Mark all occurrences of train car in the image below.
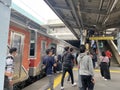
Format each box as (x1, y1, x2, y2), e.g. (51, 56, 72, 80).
(9, 10, 32, 88)
(7, 9, 78, 89)
(28, 27, 58, 77)
(28, 27, 77, 77)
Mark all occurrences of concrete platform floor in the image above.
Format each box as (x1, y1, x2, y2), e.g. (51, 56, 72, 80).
(23, 67, 120, 90)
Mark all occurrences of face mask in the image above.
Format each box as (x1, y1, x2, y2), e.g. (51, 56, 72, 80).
(14, 52, 18, 57)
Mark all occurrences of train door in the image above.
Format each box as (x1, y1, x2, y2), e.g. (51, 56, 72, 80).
(41, 40, 47, 59)
(40, 40, 47, 70)
(10, 32, 24, 79)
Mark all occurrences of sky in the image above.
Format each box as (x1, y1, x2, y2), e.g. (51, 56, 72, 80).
(12, 0, 59, 24)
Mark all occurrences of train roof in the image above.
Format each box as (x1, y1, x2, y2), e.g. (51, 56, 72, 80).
(10, 9, 78, 49)
(10, 9, 46, 33)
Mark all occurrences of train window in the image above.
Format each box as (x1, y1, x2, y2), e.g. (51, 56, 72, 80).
(41, 41, 46, 53)
(12, 35, 21, 53)
(10, 32, 24, 54)
(30, 31, 37, 57)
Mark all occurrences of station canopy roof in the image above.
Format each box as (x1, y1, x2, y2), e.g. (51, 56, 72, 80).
(44, 0, 120, 39)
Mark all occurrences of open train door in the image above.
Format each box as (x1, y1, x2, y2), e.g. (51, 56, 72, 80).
(10, 32, 24, 82)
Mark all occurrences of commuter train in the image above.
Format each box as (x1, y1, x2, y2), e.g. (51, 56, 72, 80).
(7, 9, 78, 88)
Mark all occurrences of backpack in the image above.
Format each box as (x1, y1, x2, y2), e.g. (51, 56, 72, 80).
(62, 53, 72, 69)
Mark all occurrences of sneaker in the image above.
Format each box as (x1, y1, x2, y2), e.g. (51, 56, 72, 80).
(56, 71, 60, 73)
(104, 79, 108, 81)
(72, 82, 77, 87)
(61, 86, 64, 89)
(102, 77, 104, 79)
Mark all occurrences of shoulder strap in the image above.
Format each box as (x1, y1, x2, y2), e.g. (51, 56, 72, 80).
(101, 57, 105, 62)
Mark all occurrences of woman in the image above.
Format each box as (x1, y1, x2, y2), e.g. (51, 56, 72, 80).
(99, 51, 111, 80)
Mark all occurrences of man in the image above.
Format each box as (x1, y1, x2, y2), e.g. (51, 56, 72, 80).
(61, 46, 76, 90)
(105, 50, 112, 67)
(4, 47, 17, 90)
(77, 45, 94, 90)
(67, 48, 75, 82)
(42, 49, 56, 90)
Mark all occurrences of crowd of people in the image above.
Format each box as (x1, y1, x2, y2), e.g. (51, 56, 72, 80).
(4, 41, 112, 90)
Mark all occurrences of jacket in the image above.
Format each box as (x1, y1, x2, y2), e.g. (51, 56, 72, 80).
(77, 52, 94, 76)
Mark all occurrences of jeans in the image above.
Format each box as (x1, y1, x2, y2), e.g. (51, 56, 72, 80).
(42, 75, 54, 90)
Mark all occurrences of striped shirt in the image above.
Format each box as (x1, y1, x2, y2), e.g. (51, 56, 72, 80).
(5, 54, 14, 81)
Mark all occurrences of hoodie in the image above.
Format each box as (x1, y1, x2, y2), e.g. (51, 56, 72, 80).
(77, 52, 94, 76)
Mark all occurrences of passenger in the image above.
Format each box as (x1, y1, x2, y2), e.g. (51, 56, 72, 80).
(51, 47, 57, 73)
(92, 41, 97, 52)
(61, 46, 77, 90)
(4, 47, 17, 90)
(99, 51, 111, 80)
(56, 54, 62, 73)
(42, 49, 56, 90)
(85, 43, 89, 51)
(67, 48, 76, 82)
(92, 51, 97, 68)
(105, 49, 112, 67)
(75, 52, 79, 65)
(91, 40, 94, 48)
(53, 54, 57, 73)
(77, 45, 95, 90)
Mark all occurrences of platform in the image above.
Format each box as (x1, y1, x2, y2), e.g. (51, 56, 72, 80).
(23, 67, 120, 90)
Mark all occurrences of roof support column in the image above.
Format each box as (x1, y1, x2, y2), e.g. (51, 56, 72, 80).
(0, 0, 11, 89)
(117, 29, 120, 54)
(80, 29, 85, 45)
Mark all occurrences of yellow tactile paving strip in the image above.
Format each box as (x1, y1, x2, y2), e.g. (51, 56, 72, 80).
(51, 68, 120, 90)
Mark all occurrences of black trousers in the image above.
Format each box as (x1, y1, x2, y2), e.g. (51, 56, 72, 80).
(100, 62, 111, 79)
(61, 68, 74, 86)
(4, 76, 9, 88)
(108, 58, 111, 67)
(81, 75, 94, 90)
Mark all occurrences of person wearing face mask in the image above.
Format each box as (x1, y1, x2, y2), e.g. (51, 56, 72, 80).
(4, 47, 17, 90)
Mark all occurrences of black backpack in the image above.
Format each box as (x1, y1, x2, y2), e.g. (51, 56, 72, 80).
(62, 52, 72, 69)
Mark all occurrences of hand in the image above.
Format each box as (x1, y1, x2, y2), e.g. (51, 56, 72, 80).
(91, 77, 95, 84)
(5, 72, 12, 77)
(9, 80, 13, 86)
(54, 63, 57, 67)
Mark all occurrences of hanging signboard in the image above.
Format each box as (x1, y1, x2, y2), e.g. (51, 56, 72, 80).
(89, 36, 114, 40)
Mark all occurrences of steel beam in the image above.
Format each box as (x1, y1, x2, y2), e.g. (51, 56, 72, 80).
(96, 0, 104, 23)
(64, 16, 75, 22)
(80, 8, 107, 15)
(111, 7, 120, 14)
(68, 0, 82, 31)
(103, 0, 118, 24)
(117, 30, 120, 53)
(0, 0, 11, 89)
(53, 5, 72, 11)
(105, 21, 120, 29)
(44, 0, 79, 39)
